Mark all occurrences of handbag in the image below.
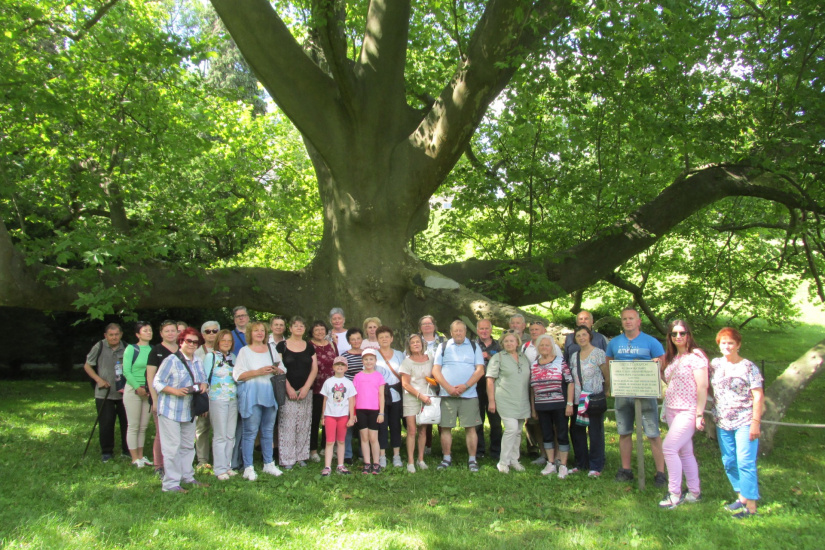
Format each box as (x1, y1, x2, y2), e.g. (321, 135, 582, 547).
(416, 387, 441, 425)
(575, 352, 607, 415)
(175, 351, 209, 421)
(268, 344, 287, 406)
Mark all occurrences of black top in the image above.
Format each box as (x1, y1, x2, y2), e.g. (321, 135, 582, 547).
(276, 340, 316, 389)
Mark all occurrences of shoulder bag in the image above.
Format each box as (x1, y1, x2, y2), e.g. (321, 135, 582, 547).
(268, 344, 287, 407)
(175, 351, 209, 420)
(575, 352, 607, 415)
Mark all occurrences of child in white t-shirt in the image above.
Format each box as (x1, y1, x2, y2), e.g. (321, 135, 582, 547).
(320, 356, 357, 475)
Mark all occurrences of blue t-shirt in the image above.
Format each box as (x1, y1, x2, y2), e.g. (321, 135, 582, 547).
(434, 339, 484, 398)
(231, 328, 247, 355)
(606, 332, 664, 361)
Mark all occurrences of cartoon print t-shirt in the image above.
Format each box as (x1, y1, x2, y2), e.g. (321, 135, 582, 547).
(320, 376, 357, 417)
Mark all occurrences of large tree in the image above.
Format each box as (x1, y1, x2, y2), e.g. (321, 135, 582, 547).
(1, 0, 824, 333)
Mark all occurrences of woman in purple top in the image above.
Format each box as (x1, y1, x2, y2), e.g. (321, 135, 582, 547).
(710, 327, 764, 519)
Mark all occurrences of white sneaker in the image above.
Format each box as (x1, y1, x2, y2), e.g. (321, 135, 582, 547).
(216, 473, 230, 481)
(497, 463, 510, 474)
(379, 456, 387, 468)
(392, 455, 403, 468)
(406, 463, 416, 473)
(139, 457, 153, 467)
(558, 465, 569, 479)
(417, 461, 428, 470)
(532, 456, 547, 465)
(541, 463, 557, 476)
(132, 459, 145, 469)
(263, 462, 283, 477)
(243, 466, 257, 481)
(659, 493, 683, 509)
(510, 462, 525, 472)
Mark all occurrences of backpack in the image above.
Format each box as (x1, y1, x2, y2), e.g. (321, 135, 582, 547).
(438, 338, 478, 360)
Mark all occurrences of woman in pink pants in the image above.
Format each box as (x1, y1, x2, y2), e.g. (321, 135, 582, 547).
(659, 320, 708, 509)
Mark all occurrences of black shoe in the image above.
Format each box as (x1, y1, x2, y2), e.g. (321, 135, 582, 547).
(155, 468, 165, 478)
(615, 468, 634, 482)
(654, 471, 667, 487)
(477, 451, 486, 459)
(101, 453, 114, 463)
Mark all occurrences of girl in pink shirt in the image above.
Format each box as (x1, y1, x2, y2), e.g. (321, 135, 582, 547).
(353, 348, 385, 474)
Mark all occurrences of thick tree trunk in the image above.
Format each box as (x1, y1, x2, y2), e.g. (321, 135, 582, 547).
(760, 338, 825, 455)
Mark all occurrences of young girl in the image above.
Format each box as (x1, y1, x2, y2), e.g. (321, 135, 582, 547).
(320, 356, 357, 475)
(353, 348, 385, 474)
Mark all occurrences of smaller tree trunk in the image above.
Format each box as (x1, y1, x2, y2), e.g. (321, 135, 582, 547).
(760, 339, 825, 455)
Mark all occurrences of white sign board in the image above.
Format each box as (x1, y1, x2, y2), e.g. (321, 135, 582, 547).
(609, 361, 661, 398)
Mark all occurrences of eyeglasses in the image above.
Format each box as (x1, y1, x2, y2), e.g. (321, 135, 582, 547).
(183, 339, 200, 345)
(670, 331, 687, 338)
(203, 329, 219, 334)
(234, 314, 249, 319)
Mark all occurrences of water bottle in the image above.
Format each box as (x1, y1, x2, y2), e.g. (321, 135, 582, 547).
(115, 360, 124, 393)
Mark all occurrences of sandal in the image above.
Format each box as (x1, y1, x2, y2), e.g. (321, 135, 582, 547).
(362, 464, 371, 475)
(320, 467, 331, 477)
(336, 465, 351, 475)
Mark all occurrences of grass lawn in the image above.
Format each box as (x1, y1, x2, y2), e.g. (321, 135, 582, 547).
(1, 327, 823, 549)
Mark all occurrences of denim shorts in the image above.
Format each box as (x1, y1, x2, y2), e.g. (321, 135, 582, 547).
(614, 397, 660, 437)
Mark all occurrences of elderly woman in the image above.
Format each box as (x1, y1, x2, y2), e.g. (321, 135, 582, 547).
(122, 321, 153, 467)
(659, 320, 708, 509)
(328, 308, 350, 354)
(399, 334, 434, 472)
(569, 325, 610, 477)
(194, 320, 220, 470)
(487, 331, 531, 473)
(418, 315, 445, 454)
(531, 334, 574, 478)
(153, 328, 208, 493)
(276, 316, 318, 469)
(310, 320, 338, 463)
(234, 321, 283, 481)
(362, 317, 381, 350)
(375, 325, 405, 468)
(204, 329, 237, 480)
(710, 327, 764, 519)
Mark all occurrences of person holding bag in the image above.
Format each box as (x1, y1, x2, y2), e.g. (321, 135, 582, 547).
(234, 321, 283, 481)
(204, 330, 238, 480)
(486, 331, 531, 474)
(569, 325, 610, 478)
(399, 334, 434, 473)
(153, 328, 208, 493)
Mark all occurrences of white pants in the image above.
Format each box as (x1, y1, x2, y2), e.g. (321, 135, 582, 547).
(123, 384, 151, 450)
(158, 415, 196, 491)
(210, 399, 238, 476)
(499, 417, 525, 467)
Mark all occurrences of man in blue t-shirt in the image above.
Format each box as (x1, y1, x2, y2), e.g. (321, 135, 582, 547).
(432, 320, 485, 472)
(606, 308, 667, 486)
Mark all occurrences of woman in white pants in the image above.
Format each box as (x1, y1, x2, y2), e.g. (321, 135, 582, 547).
(486, 331, 531, 473)
(122, 321, 153, 467)
(204, 330, 238, 480)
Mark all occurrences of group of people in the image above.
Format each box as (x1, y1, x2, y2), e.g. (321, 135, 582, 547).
(83, 306, 763, 517)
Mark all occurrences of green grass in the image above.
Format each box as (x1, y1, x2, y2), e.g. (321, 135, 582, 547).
(1, 329, 824, 550)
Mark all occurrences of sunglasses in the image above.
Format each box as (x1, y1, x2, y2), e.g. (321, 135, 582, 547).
(203, 329, 219, 334)
(670, 331, 688, 338)
(183, 339, 200, 345)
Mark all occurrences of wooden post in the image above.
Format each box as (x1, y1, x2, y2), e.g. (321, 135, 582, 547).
(635, 398, 645, 491)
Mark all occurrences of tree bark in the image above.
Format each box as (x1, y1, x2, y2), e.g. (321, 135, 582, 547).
(760, 338, 825, 455)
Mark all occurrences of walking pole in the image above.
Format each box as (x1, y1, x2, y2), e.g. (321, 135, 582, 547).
(82, 385, 112, 460)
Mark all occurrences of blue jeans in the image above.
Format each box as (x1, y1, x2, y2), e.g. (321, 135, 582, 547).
(717, 424, 760, 500)
(242, 404, 276, 468)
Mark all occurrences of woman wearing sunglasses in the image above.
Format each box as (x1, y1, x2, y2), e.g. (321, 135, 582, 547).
(658, 320, 708, 509)
(193, 320, 221, 471)
(153, 328, 209, 493)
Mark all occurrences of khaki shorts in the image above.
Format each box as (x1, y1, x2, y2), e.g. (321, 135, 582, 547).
(440, 397, 481, 428)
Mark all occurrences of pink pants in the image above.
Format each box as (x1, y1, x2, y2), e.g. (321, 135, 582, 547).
(324, 416, 349, 443)
(663, 408, 700, 496)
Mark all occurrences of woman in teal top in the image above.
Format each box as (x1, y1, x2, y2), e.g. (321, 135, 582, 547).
(123, 321, 154, 467)
(204, 329, 239, 480)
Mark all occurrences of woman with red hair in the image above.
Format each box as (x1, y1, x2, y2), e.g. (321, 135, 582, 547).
(710, 327, 764, 519)
(153, 328, 208, 493)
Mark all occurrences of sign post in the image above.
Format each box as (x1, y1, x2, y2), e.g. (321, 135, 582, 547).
(610, 360, 661, 492)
